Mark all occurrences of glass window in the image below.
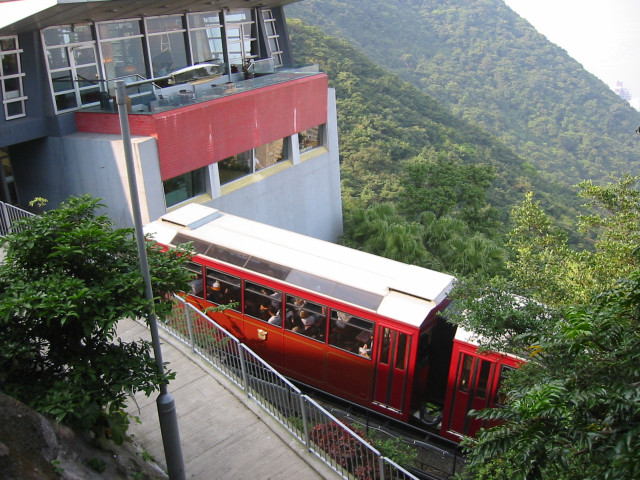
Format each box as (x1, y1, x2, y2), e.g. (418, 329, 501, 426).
(42, 26, 100, 114)
(100, 37, 146, 82)
(0, 36, 26, 120)
(395, 332, 409, 370)
(163, 167, 208, 207)
(299, 125, 323, 154)
(244, 281, 282, 326)
(219, 139, 288, 186)
(186, 261, 204, 298)
(254, 138, 286, 171)
(329, 310, 374, 358)
(97, 20, 145, 91)
(218, 151, 252, 185)
(475, 360, 492, 398)
(97, 20, 142, 39)
(262, 9, 282, 67)
(42, 25, 93, 46)
(284, 295, 326, 342)
(145, 16, 188, 78)
(204, 267, 241, 311)
(494, 365, 515, 406)
(188, 12, 224, 65)
(458, 354, 473, 392)
(224, 9, 256, 71)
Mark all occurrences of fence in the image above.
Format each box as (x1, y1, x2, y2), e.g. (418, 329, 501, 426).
(0, 201, 33, 237)
(162, 295, 421, 480)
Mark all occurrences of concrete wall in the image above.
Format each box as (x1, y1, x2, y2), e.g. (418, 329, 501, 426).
(13, 133, 164, 228)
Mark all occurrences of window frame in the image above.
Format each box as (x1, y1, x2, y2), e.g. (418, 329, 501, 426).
(0, 36, 27, 120)
(328, 309, 375, 359)
(218, 137, 288, 186)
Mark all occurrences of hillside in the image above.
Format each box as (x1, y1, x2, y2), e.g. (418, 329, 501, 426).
(286, 0, 640, 188)
(287, 20, 585, 242)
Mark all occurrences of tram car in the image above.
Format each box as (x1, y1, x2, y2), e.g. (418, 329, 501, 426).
(145, 204, 521, 441)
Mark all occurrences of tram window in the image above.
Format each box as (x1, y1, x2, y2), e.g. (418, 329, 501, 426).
(245, 256, 291, 281)
(475, 360, 492, 398)
(208, 245, 250, 268)
(458, 354, 473, 392)
(395, 333, 409, 370)
(379, 327, 391, 365)
(186, 262, 204, 298)
(244, 280, 283, 326)
(284, 295, 326, 342)
(416, 330, 433, 366)
(204, 267, 241, 312)
(494, 365, 515, 407)
(328, 309, 374, 359)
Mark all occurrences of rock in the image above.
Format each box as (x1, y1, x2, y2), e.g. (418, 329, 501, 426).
(0, 392, 167, 479)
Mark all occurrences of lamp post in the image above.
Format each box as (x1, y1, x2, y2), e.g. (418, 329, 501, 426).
(115, 80, 186, 480)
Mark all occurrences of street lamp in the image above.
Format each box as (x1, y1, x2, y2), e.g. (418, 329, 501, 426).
(115, 80, 186, 480)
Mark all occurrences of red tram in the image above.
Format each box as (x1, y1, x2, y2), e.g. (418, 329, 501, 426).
(144, 204, 521, 441)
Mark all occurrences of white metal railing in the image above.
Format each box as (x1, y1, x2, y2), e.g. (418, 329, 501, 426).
(0, 201, 33, 237)
(160, 295, 421, 480)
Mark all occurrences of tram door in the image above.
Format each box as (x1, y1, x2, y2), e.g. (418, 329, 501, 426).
(447, 354, 494, 437)
(373, 327, 411, 413)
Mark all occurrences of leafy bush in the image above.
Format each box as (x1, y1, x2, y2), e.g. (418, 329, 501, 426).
(0, 195, 193, 441)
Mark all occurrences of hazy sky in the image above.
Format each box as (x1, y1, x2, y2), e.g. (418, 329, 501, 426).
(504, 0, 640, 102)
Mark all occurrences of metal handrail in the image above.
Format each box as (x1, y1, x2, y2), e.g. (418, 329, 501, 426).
(0, 200, 34, 237)
(159, 295, 423, 480)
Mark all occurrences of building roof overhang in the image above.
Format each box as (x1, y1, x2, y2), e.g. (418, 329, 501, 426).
(0, 0, 301, 35)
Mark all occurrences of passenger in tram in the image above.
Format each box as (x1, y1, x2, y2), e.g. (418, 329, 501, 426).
(359, 342, 372, 359)
(262, 289, 282, 310)
(189, 275, 204, 297)
(267, 307, 282, 326)
(300, 310, 316, 331)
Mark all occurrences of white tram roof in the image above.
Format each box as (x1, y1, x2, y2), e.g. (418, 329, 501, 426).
(145, 204, 456, 328)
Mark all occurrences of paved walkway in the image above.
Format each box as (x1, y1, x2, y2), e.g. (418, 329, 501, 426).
(119, 318, 338, 480)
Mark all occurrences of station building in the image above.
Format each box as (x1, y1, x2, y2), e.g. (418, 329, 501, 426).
(0, 0, 342, 241)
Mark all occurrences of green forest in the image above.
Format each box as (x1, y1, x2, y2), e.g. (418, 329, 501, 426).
(287, 0, 640, 187)
(286, 2, 640, 478)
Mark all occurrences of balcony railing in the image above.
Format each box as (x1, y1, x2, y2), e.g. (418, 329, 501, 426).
(82, 66, 321, 116)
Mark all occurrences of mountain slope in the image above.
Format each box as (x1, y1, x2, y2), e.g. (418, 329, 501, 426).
(286, 0, 640, 187)
(287, 20, 584, 236)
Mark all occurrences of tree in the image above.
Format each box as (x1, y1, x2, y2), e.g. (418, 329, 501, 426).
(340, 203, 506, 278)
(458, 260, 640, 480)
(400, 146, 500, 237)
(452, 176, 640, 478)
(0, 196, 193, 442)
(507, 175, 640, 307)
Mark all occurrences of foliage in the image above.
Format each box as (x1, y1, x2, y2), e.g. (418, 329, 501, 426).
(507, 175, 640, 307)
(341, 202, 506, 279)
(287, 0, 640, 193)
(401, 145, 500, 236)
(0, 195, 193, 441)
(287, 18, 545, 228)
(368, 431, 418, 467)
(449, 177, 640, 478)
(459, 263, 640, 479)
